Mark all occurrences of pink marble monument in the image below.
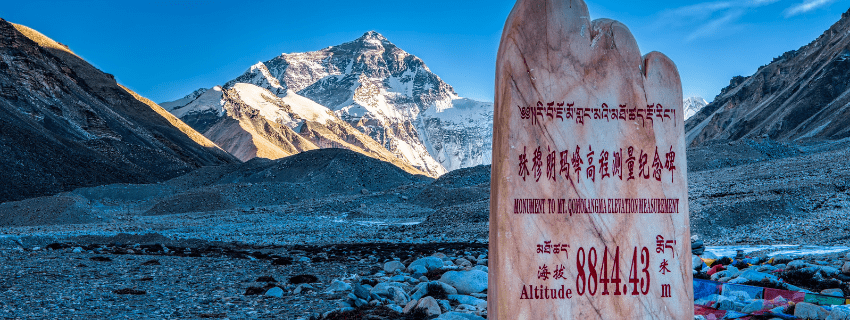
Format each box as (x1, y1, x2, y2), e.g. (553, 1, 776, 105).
(489, 0, 694, 318)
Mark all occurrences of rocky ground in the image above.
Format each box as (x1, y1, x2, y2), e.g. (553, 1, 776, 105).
(688, 138, 850, 246)
(0, 235, 488, 319)
(0, 149, 492, 319)
(4, 144, 850, 319)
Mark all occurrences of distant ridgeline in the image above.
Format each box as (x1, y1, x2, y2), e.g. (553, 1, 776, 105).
(685, 8, 850, 147)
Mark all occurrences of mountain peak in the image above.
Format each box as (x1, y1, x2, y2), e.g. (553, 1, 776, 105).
(358, 30, 387, 42)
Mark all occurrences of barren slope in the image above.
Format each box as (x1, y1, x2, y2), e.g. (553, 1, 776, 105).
(0, 19, 236, 202)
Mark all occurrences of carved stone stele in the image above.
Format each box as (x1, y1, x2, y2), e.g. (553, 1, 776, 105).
(489, 0, 693, 319)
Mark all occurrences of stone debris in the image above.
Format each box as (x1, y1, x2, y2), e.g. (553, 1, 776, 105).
(693, 244, 850, 319)
(0, 237, 488, 319)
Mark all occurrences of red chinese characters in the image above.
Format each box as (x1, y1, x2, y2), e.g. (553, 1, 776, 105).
(517, 144, 678, 184)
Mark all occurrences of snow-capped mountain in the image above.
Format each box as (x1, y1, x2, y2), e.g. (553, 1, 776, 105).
(683, 96, 707, 120)
(164, 82, 428, 175)
(163, 31, 493, 176)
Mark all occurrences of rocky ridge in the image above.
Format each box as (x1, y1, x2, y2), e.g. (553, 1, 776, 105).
(686, 8, 850, 147)
(0, 19, 236, 203)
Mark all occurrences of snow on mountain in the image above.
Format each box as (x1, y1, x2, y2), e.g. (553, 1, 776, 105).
(161, 87, 208, 112)
(162, 80, 427, 175)
(683, 96, 707, 120)
(168, 86, 224, 118)
(211, 31, 493, 175)
(164, 31, 493, 176)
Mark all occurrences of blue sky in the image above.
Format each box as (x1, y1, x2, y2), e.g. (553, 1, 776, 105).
(3, 0, 848, 103)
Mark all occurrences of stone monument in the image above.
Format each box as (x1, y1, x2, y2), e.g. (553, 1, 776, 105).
(490, 0, 693, 318)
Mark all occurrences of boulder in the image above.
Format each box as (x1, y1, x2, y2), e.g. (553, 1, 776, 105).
(384, 260, 406, 273)
(408, 257, 444, 272)
(388, 286, 410, 306)
(294, 284, 314, 294)
(787, 260, 809, 270)
(691, 239, 705, 256)
(455, 258, 472, 268)
(820, 266, 840, 277)
(264, 287, 283, 298)
(795, 302, 829, 320)
(325, 280, 351, 293)
(827, 305, 850, 320)
(370, 282, 407, 298)
(822, 288, 844, 297)
(352, 283, 370, 300)
(387, 304, 404, 313)
(409, 265, 428, 276)
(439, 270, 488, 294)
(842, 261, 850, 275)
(410, 296, 441, 316)
(447, 294, 487, 309)
(410, 281, 458, 301)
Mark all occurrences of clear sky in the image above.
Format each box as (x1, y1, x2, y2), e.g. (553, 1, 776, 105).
(3, 0, 848, 104)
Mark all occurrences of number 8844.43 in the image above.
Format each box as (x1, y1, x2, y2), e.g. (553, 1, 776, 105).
(575, 246, 651, 296)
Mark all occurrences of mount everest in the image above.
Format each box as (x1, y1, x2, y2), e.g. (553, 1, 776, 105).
(162, 31, 493, 176)
(683, 96, 707, 120)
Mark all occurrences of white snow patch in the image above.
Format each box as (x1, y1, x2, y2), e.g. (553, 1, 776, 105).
(231, 83, 335, 125)
(169, 86, 224, 118)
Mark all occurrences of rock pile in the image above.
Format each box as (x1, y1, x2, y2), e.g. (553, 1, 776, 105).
(693, 248, 850, 319)
(306, 251, 490, 320)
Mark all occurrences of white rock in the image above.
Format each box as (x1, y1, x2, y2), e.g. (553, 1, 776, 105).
(821, 288, 844, 297)
(842, 261, 850, 275)
(447, 294, 487, 309)
(265, 287, 284, 297)
(827, 305, 850, 320)
(388, 286, 410, 306)
(384, 260, 406, 273)
(406, 296, 441, 316)
(370, 282, 408, 298)
(439, 270, 488, 294)
(325, 280, 351, 293)
(409, 265, 428, 275)
(408, 257, 444, 272)
(795, 302, 829, 320)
